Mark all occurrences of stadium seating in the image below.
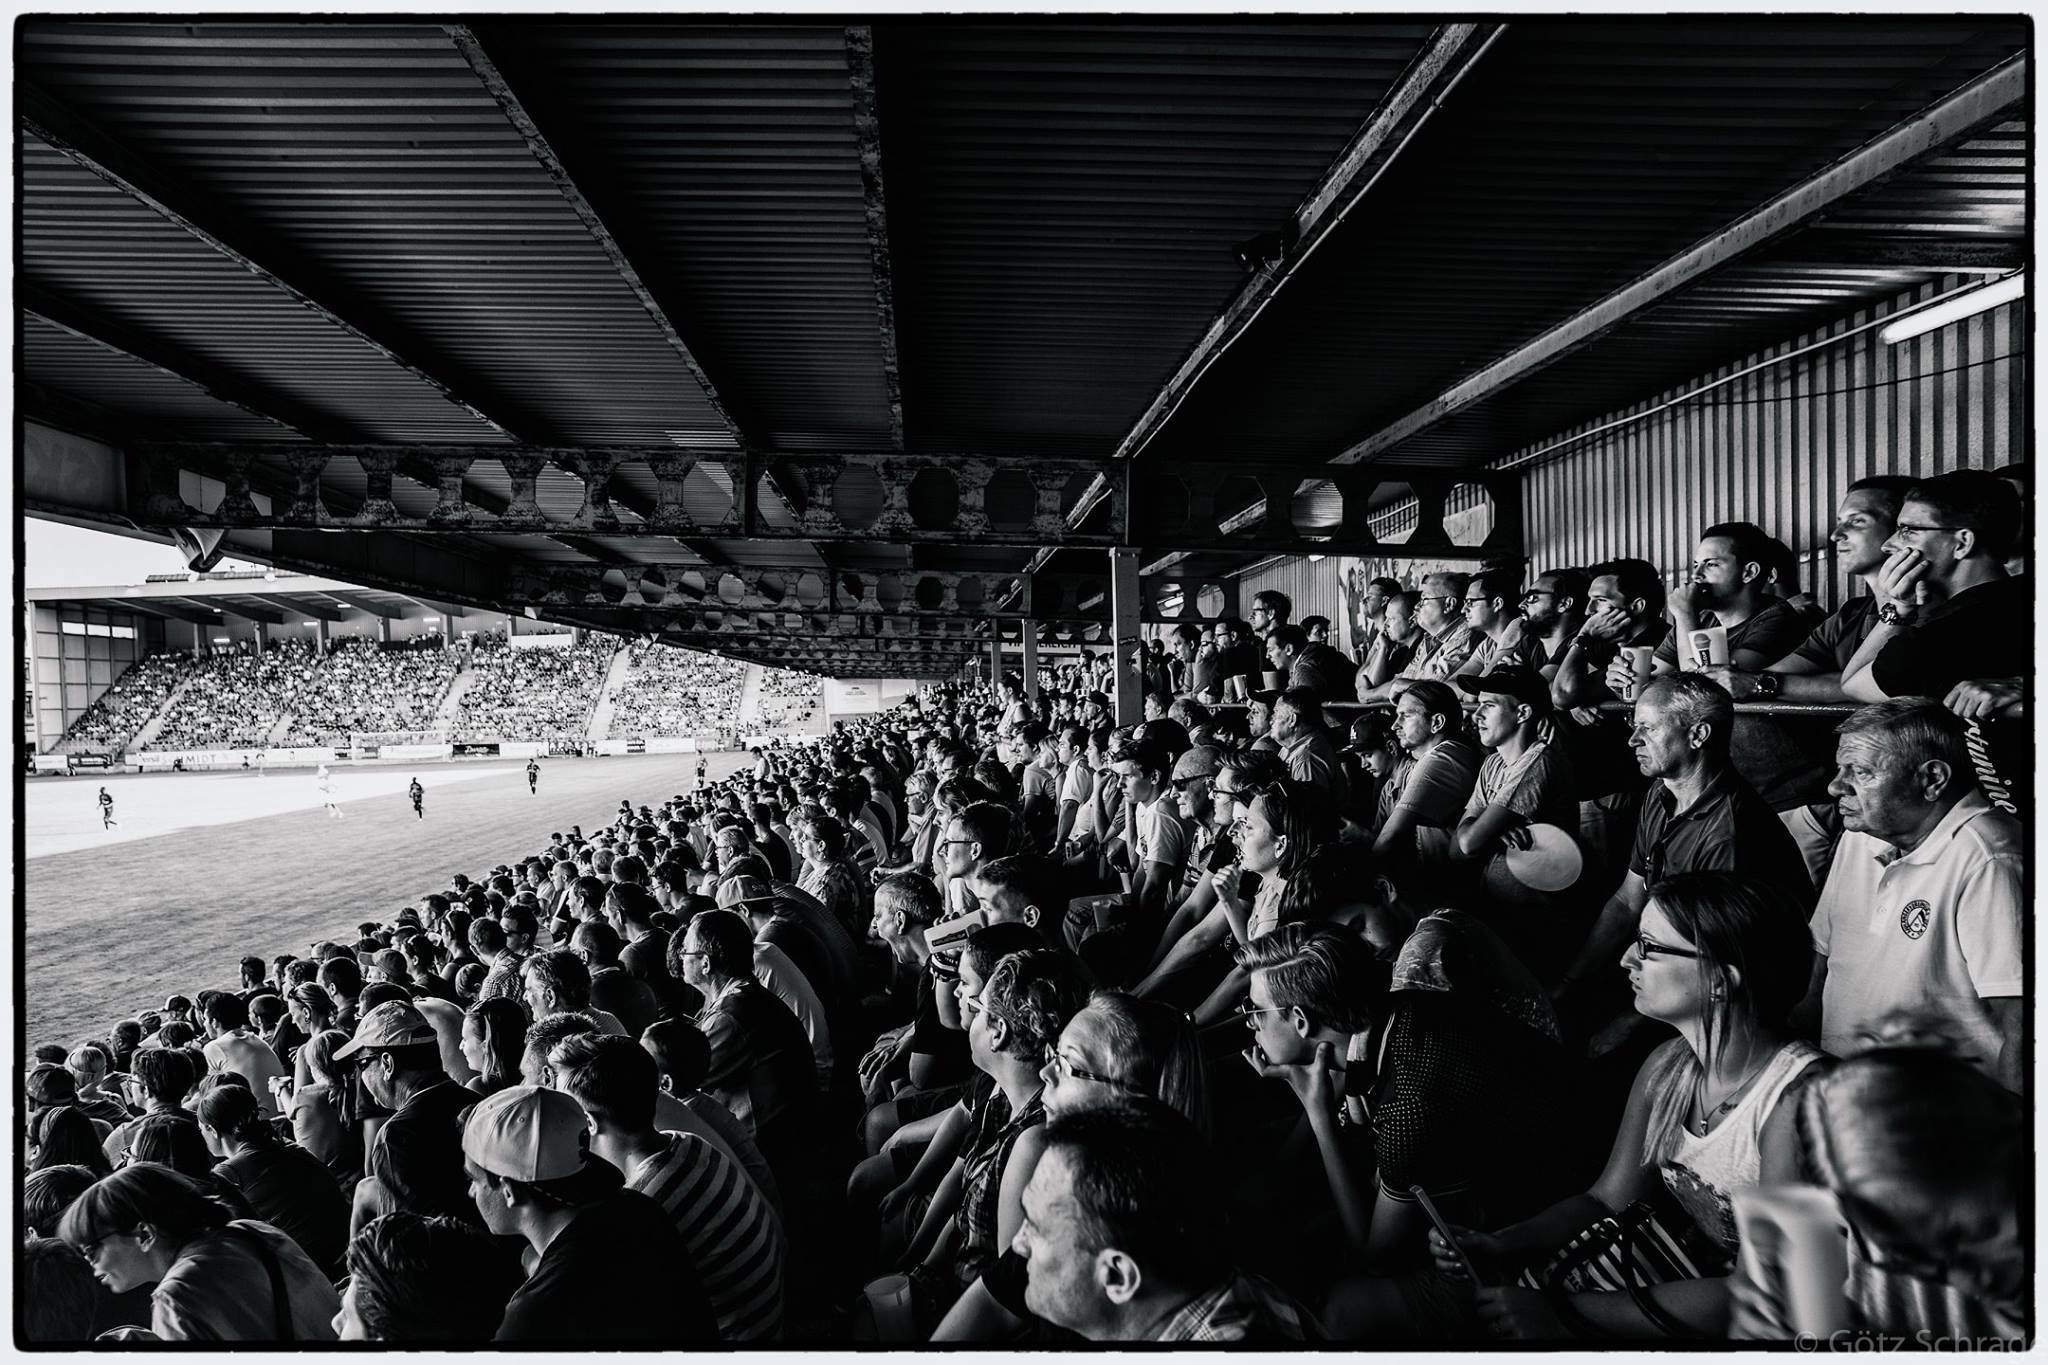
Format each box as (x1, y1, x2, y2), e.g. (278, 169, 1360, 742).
(450, 636, 617, 744)
(144, 641, 320, 750)
(60, 652, 194, 753)
(278, 638, 460, 747)
(605, 643, 747, 739)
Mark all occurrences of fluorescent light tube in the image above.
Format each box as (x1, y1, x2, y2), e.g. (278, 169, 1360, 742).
(1879, 273, 2025, 345)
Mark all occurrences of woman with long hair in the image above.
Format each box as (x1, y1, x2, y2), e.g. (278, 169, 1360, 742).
(29, 1106, 113, 1179)
(197, 1083, 349, 1276)
(280, 1028, 359, 1184)
(56, 1162, 340, 1340)
(460, 996, 530, 1097)
(1426, 871, 1820, 1341)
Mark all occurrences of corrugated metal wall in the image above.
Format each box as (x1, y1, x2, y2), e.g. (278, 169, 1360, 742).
(1508, 276, 2026, 610)
(1235, 555, 1346, 627)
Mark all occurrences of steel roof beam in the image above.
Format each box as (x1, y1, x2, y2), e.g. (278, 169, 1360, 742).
(845, 25, 906, 451)
(1332, 51, 2027, 467)
(252, 593, 346, 623)
(1026, 21, 1505, 575)
(20, 81, 537, 445)
(330, 591, 408, 621)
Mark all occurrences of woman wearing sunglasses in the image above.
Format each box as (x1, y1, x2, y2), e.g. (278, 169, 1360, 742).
(1416, 871, 1820, 1341)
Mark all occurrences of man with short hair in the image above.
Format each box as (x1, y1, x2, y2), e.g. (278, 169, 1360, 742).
(1448, 568, 1528, 680)
(523, 950, 629, 1036)
(724, 883, 835, 1089)
(1015, 1104, 1320, 1342)
(1264, 625, 1355, 707)
(464, 1085, 717, 1342)
(554, 1034, 786, 1341)
(1301, 614, 1332, 647)
(479, 905, 537, 1003)
(941, 802, 1012, 916)
(1800, 700, 2022, 1090)
(1653, 521, 1809, 676)
(1109, 730, 1191, 931)
(1841, 468, 2028, 816)
(672, 910, 816, 1143)
(1366, 572, 1482, 698)
(1557, 674, 1811, 1002)
(199, 992, 287, 1115)
(1515, 567, 1590, 675)
(1453, 665, 1582, 958)
(1372, 680, 1482, 868)
(64, 1041, 129, 1126)
(339, 1000, 486, 1231)
(1248, 589, 1291, 644)
(1354, 591, 1425, 699)
(1269, 687, 1347, 804)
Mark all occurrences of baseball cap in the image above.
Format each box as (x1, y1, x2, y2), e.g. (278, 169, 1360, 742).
(1170, 744, 1224, 783)
(715, 874, 781, 911)
(332, 1000, 440, 1061)
(461, 1085, 623, 1203)
(1455, 662, 1552, 713)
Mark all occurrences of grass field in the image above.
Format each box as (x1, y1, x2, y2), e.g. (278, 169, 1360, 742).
(23, 750, 755, 1048)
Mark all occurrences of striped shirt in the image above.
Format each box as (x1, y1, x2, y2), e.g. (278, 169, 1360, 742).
(627, 1132, 786, 1341)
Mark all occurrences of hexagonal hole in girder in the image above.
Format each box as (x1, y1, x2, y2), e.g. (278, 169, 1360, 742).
(1445, 481, 1497, 550)
(679, 462, 734, 527)
(676, 569, 708, 602)
(1196, 582, 1229, 619)
(913, 575, 947, 611)
(830, 465, 887, 531)
(1081, 622, 1105, 643)
(1135, 472, 1190, 540)
(985, 469, 1036, 533)
(716, 572, 748, 606)
(1290, 478, 1342, 537)
(1215, 474, 1266, 538)
(956, 575, 985, 612)
(1370, 481, 1418, 545)
(837, 573, 872, 610)
(1073, 578, 1108, 615)
(795, 572, 827, 610)
(907, 468, 961, 531)
(875, 574, 906, 611)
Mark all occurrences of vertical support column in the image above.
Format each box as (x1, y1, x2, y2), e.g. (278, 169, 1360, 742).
(1109, 547, 1142, 725)
(988, 624, 1002, 687)
(316, 619, 330, 655)
(1021, 623, 1040, 699)
(254, 621, 267, 655)
(378, 616, 392, 646)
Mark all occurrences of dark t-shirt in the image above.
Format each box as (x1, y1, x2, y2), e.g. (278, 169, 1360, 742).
(1628, 769, 1813, 906)
(1653, 599, 1808, 669)
(496, 1189, 719, 1343)
(213, 1143, 350, 1274)
(908, 967, 971, 1086)
(1869, 575, 2029, 814)
(369, 1078, 485, 1227)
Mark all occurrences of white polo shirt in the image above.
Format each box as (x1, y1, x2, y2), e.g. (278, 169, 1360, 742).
(1812, 789, 2022, 1073)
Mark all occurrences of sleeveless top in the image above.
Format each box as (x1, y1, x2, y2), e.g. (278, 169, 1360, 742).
(954, 1088, 1046, 1290)
(1658, 1041, 1822, 1250)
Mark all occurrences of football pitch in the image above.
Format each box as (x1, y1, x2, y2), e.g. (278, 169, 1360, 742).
(22, 750, 755, 1048)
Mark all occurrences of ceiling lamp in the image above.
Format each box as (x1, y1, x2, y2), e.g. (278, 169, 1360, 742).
(1879, 273, 2025, 345)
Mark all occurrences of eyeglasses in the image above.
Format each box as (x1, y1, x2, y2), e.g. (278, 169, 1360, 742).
(938, 837, 974, 850)
(675, 948, 708, 960)
(1634, 934, 1700, 962)
(1461, 595, 1492, 605)
(1044, 1046, 1144, 1093)
(1892, 522, 1960, 538)
(1521, 590, 1555, 601)
(1237, 1003, 1291, 1022)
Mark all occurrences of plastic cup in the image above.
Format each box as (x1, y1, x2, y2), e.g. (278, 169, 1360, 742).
(1688, 625, 1730, 669)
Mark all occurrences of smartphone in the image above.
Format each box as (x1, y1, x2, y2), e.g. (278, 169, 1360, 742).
(1409, 1185, 1480, 1283)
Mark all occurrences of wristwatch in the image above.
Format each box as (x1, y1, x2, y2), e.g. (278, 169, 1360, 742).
(1876, 600, 1911, 627)
(1752, 671, 1782, 700)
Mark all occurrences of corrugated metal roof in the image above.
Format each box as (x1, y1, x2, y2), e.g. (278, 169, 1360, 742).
(875, 21, 1437, 456)
(23, 315, 301, 441)
(467, 22, 899, 453)
(1138, 18, 2029, 466)
(20, 20, 740, 449)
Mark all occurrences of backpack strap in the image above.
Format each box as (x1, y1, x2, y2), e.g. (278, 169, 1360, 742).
(228, 1224, 293, 1342)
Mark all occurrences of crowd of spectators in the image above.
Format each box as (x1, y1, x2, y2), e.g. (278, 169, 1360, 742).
(145, 641, 319, 751)
(451, 637, 618, 745)
(607, 644, 747, 739)
(756, 668, 823, 730)
(61, 652, 194, 753)
(278, 639, 460, 747)
(21, 466, 2029, 1345)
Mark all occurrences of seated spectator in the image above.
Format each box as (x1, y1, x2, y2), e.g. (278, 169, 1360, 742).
(1372, 680, 1483, 870)
(555, 1033, 787, 1341)
(196, 1083, 348, 1274)
(103, 1048, 197, 1168)
(1801, 700, 2021, 1089)
(56, 1162, 341, 1340)
(1429, 872, 1818, 1341)
(461, 1085, 719, 1342)
(199, 993, 286, 1117)
(334, 1212, 523, 1342)
(671, 910, 816, 1149)
(1015, 1103, 1322, 1341)
(460, 997, 530, 1098)
(522, 950, 628, 1036)
(30, 1105, 114, 1179)
(335, 1001, 484, 1231)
